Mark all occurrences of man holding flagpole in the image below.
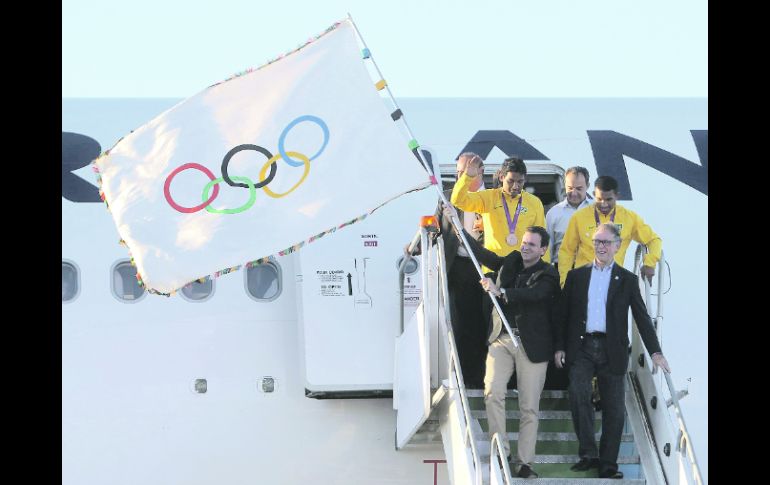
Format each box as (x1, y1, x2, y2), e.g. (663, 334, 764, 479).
(412, 152, 488, 388)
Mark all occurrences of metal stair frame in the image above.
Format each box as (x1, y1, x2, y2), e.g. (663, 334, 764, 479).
(630, 245, 705, 485)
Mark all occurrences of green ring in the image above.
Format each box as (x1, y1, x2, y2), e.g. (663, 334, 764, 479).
(203, 176, 256, 214)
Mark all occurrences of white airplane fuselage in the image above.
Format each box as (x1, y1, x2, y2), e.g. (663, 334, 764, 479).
(62, 97, 707, 485)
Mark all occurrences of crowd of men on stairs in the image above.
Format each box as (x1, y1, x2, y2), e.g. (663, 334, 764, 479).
(407, 152, 671, 480)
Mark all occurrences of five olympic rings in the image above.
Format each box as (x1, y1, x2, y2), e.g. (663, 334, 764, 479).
(163, 115, 329, 214)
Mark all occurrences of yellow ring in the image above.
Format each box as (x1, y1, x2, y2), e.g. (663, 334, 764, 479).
(259, 151, 310, 198)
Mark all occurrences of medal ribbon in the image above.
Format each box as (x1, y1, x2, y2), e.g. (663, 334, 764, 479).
(594, 206, 616, 226)
(502, 192, 523, 239)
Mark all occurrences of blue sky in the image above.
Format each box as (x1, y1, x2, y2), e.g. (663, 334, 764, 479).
(62, 0, 707, 98)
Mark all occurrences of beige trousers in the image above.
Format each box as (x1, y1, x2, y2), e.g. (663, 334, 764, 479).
(484, 333, 548, 465)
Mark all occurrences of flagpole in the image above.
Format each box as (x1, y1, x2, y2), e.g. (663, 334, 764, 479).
(346, 13, 518, 346)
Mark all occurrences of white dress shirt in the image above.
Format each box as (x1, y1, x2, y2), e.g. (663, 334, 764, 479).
(545, 195, 592, 263)
(586, 261, 614, 333)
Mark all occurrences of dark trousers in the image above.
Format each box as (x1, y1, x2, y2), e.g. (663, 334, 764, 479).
(447, 256, 487, 388)
(567, 335, 626, 473)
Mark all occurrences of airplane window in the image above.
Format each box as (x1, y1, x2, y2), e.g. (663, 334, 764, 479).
(180, 276, 214, 302)
(245, 261, 281, 301)
(111, 260, 146, 302)
(62, 261, 79, 303)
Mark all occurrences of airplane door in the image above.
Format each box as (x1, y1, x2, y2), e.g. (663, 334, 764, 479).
(394, 229, 443, 448)
(296, 188, 436, 396)
(394, 302, 430, 449)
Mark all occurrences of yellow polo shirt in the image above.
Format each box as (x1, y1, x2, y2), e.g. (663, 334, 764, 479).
(451, 173, 549, 268)
(557, 203, 662, 287)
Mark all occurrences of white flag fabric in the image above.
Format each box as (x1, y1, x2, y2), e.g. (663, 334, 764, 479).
(94, 20, 431, 295)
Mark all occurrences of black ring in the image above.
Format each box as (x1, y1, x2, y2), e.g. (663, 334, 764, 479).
(221, 144, 277, 189)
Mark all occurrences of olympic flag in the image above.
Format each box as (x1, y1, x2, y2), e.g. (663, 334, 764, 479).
(94, 19, 432, 295)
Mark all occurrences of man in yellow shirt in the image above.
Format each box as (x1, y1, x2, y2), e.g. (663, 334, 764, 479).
(451, 156, 548, 266)
(557, 175, 661, 287)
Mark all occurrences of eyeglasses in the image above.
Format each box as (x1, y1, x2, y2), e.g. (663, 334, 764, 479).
(592, 239, 619, 248)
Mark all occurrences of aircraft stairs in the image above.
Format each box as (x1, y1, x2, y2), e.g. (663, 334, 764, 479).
(395, 225, 704, 485)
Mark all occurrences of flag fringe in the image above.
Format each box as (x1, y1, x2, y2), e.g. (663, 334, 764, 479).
(131, 211, 375, 297)
(212, 21, 344, 88)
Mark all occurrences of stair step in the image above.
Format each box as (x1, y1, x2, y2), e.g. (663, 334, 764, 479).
(480, 455, 641, 465)
(482, 463, 645, 481)
(466, 389, 569, 399)
(409, 429, 634, 446)
(478, 418, 600, 433)
(474, 434, 635, 456)
(472, 410, 589, 420)
(468, 397, 573, 411)
(480, 467, 645, 485)
(476, 432, 634, 443)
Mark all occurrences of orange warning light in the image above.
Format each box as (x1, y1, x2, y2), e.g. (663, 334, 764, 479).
(420, 215, 438, 231)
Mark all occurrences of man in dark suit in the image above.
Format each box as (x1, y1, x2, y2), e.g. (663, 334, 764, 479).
(554, 223, 670, 479)
(466, 225, 559, 479)
(412, 152, 488, 387)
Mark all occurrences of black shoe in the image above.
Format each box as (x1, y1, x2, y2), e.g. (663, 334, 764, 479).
(517, 464, 539, 478)
(599, 468, 624, 479)
(570, 457, 599, 471)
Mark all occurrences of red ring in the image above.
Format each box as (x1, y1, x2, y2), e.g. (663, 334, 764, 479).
(163, 163, 220, 213)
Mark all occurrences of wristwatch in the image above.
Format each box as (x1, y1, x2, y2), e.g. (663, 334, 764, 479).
(499, 288, 507, 302)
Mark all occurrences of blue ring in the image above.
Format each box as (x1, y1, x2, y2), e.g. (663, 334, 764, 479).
(278, 115, 329, 167)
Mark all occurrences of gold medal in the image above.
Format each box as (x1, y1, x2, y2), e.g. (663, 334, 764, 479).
(506, 233, 518, 246)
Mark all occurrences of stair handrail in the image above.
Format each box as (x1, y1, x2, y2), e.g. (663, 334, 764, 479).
(400, 225, 516, 485)
(399, 226, 482, 484)
(489, 432, 513, 485)
(435, 234, 483, 484)
(633, 245, 704, 485)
